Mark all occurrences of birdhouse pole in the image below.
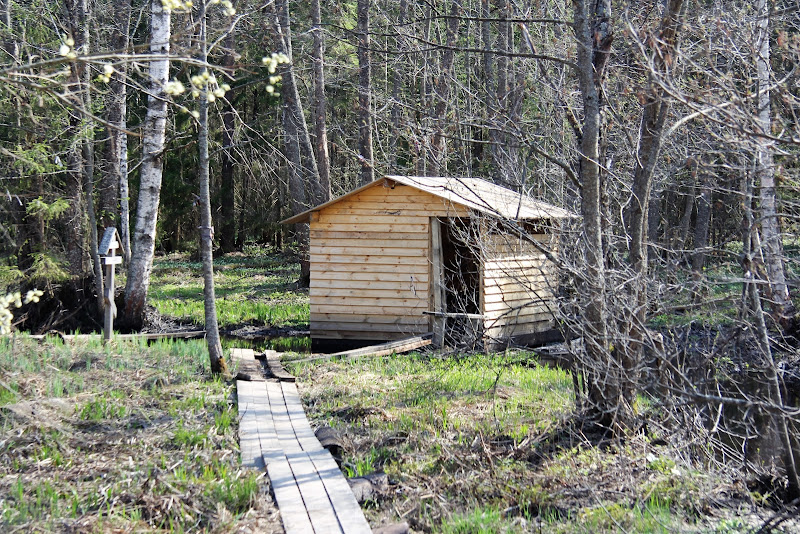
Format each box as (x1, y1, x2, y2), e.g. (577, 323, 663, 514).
(99, 228, 123, 343)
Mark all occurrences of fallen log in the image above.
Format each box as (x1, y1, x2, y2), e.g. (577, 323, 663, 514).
(285, 334, 432, 365)
(20, 330, 206, 342)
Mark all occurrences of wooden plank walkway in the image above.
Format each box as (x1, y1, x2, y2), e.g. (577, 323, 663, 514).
(231, 347, 266, 381)
(235, 348, 372, 533)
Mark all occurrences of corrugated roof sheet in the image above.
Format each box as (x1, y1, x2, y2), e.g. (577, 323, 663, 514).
(281, 175, 576, 224)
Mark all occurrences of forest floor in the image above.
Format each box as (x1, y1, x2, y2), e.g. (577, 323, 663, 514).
(2, 248, 800, 532)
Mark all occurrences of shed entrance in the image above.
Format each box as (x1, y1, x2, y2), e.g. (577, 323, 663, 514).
(431, 218, 483, 349)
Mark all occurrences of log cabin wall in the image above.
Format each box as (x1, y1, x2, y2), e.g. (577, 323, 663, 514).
(309, 182, 468, 342)
(481, 225, 558, 348)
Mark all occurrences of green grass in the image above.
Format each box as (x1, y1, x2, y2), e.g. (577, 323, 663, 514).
(146, 248, 308, 328)
(0, 337, 268, 531)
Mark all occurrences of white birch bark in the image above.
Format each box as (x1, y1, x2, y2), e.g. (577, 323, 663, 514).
(123, 0, 170, 327)
(755, 0, 791, 319)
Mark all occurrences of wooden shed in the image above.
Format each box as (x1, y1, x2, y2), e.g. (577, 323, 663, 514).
(282, 176, 574, 351)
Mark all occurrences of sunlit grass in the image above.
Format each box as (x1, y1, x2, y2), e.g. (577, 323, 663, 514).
(147, 249, 308, 328)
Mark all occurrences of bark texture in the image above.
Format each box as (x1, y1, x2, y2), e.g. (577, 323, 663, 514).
(123, 0, 170, 328)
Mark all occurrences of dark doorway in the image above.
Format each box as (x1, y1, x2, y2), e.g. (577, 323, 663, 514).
(433, 218, 483, 349)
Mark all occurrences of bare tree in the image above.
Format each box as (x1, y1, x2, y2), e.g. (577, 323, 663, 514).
(357, 0, 374, 185)
(311, 0, 331, 200)
(754, 0, 792, 323)
(197, 0, 228, 376)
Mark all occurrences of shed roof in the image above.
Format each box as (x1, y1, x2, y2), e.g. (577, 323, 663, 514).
(282, 175, 575, 224)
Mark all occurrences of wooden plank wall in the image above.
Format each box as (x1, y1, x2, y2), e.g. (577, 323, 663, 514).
(310, 183, 468, 341)
(481, 230, 558, 343)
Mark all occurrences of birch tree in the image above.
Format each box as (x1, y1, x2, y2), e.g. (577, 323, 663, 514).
(123, 0, 171, 328)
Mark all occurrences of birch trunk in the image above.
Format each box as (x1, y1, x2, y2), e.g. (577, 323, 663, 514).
(357, 0, 374, 185)
(123, 0, 170, 328)
(311, 0, 331, 201)
(755, 0, 792, 321)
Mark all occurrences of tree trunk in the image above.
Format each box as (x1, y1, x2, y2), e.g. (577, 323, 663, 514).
(691, 168, 713, 302)
(741, 165, 800, 499)
(572, 0, 620, 429)
(481, 0, 495, 178)
(429, 0, 461, 177)
(219, 29, 236, 253)
(63, 0, 87, 278)
(311, 0, 331, 201)
(198, 4, 228, 376)
(123, 0, 170, 328)
(389, 0, 408, 172)
(357, 0, 374, 185)
(622, 0, 684, 410)
(272, 0, 320, 286)
(754, 0, 792, 322)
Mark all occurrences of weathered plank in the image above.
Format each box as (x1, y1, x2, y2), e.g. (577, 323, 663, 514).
(25, 330, 206, 342)
(236, 380, 270, 405)
(311, 222, 428, 233)
(230, 348, 265, 381)
(282, 382, 324, 452)
(289, 335, 432, 364)
(307, 448, 373, 533)
(310, 278, 428, 290)
(263, 350, 296, 382)
(267, 452, 317, 534)
(311, 263, 429, 274)
(310, 322, 427, 334)
(285, 450, 343, 533)
(309, 313, 428, 325)
(311, 254, 428, 266)
(311, 288, 424, 299)
(311, 304, 427, 315)
(310, 230, 428, 241)
(310, 246, 425, 258)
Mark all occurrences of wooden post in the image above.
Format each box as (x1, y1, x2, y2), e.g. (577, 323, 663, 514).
(431, 218, 445, 348)
(99, 228, 123, 343)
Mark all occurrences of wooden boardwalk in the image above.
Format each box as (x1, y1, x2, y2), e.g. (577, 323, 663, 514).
(233, 348, 372, 534)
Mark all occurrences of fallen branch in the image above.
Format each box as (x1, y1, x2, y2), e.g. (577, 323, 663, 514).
(285, 334, 433, 364)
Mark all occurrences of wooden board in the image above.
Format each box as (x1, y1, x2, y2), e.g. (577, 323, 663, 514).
(310, 321, 427, 334)
(311, 288, 425, 299)
(267, 453, 317, 534)
(289, 334, 432, 364)
(286, 451, 343, 533)
(230, 348, 265, 381)
(311, 222, 428, 233)
(306, 448, 373, 533)
(311, 303, 427, 315)
(310, 254, 428, 266)
(310, 245, 424, 258)
(235, 354, 372, 534)
(264, 350, 296, 382)
(311, 230, 428, 241)
(313, 331, 421, 341)
(310, 313, 428, 325)
(311, 278, 428, 290)
(311, 237, 429, 249)
(311, 263, 429, 274)
(317, 214, 426, 225)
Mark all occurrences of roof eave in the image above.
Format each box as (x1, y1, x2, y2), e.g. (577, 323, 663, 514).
(280, 178, 388, 225)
